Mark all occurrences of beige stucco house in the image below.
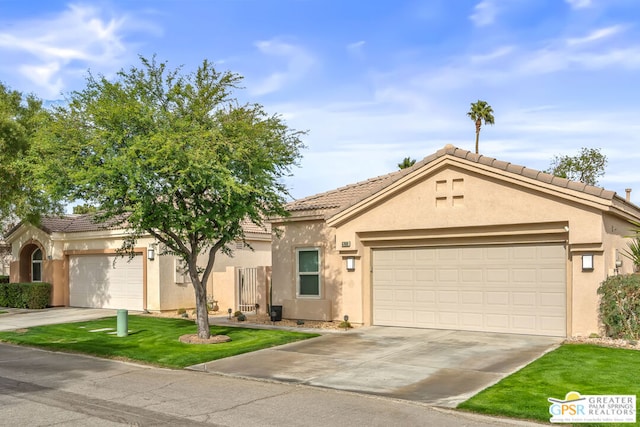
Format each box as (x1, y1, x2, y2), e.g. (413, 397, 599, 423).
(6, 214, 271, 312)
(271, 145, 640, 337)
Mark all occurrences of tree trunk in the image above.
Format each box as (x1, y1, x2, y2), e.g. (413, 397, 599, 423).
(475, 130, 480, 154)
(192, 278, 211, 339)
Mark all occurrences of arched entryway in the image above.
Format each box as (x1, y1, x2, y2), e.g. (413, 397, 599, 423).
(19, 242, 45, 283)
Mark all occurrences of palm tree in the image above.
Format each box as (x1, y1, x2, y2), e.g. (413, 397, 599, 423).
(467, 100, 495, 154)
(397, 157, 416, 169)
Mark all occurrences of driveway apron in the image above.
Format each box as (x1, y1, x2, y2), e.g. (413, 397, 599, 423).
(191, 326, 562, 407)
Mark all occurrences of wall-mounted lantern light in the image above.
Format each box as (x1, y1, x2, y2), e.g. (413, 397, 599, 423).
(147, 246, 155, 261)
(346, 257, 355, 271)
(582, 254, 594, 271)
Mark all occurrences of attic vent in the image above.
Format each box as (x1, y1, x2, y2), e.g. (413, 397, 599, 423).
(435, 177, 465, 207)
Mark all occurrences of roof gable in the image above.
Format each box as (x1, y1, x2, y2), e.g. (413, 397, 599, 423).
(286, 144, 637, 225)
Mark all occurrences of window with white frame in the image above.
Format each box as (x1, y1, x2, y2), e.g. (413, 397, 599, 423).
(31, 248, 42, 282)
(297, 247, 320, 297)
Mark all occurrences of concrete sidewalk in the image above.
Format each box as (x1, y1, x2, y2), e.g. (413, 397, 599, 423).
(0, 307, 124, 331)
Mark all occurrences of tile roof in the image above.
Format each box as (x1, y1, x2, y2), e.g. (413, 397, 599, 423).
(286, 144, 618, 217)
(6, 214, 270, 237)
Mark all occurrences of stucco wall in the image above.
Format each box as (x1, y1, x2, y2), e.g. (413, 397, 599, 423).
(271, 219, 344, 321)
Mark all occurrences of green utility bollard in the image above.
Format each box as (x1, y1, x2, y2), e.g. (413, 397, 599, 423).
(117, 309, 128, 337)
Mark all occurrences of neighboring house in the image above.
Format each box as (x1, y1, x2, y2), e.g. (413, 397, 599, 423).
(5, 214, 271, 312)
(271, 144, 640, 337)
(0, 240, 9, 276)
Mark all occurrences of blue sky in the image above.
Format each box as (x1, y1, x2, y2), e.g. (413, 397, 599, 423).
(1, 0, 639, 202)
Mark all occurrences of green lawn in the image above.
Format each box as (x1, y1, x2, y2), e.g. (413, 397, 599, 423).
(459, 344, 640, 425)
(0, 310, 7, 314)
(0, 315, 318, 368)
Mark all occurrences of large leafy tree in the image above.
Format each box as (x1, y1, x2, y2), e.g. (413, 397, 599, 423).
(48, 57, 305, 338)
(467, 100, 495, 154)
(0, 82, 59, 223)
(545, 147, 607, 186)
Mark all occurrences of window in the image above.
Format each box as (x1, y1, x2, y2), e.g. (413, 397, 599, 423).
(31, 248, 42, 282)
(297, 248, 320, 297)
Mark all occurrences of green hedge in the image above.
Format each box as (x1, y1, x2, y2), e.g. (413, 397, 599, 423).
(0, 282, 51, 309)
(598, 274, 640, 339)
(0, 275, 9, 284)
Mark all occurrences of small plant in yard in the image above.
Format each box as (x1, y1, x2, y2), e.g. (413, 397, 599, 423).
(597, 274, 640, 339)
(338, 321, 352, 329)
(176, 308, 186, 315)
(237, 314, 246, 322)
(233, 310, 243, 318)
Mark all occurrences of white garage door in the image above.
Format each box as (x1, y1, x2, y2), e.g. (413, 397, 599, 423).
(69, 255, 143, 311)
(373, 244, 566, 336)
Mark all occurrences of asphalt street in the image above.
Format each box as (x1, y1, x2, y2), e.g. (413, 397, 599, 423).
(0, 343, 544, 427)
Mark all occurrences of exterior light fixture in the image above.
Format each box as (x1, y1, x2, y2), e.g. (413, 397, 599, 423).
(227, 308, 232, 320)
(147, 246, 155, 260)
(343, 314, 349, 322)
(582, 254, 594, 271)
(346, 257, 355, 271)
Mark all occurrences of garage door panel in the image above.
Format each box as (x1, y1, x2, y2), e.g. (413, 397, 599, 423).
(486, 291, 509, 305)
(512, 292, 536, 307)
(415, 290, 435, 302)
(540, 292, 564, 308)
(512, 268, 537, 283)
(438, 269, 459, 282)
(461, 313, 483, 327)
(438, 312, 459, 326)
(486, 269, 509, 282)
(486, 314, 509, 328)
(461, 269, 482, 282)
(461, 291, 482, 304)
(373, 244, 566, 336)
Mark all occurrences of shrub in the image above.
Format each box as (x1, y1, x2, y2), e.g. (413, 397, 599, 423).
(598, 274, 640, 339)
(233, 310, 243, 318)
(237, 314, 246, 321)
(338, 320, 352, 329)
(0, 275, 9, 284)
(0, 283, 51, 309)
(176, 308, 186, 315)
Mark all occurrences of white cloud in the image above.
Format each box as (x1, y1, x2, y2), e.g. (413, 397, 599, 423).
(347, 40, 366, 59)
(470, 46, 514, 63)
(567, 25, 625, 46)
(470, 0, 499, 27)
(250, 39, 315, 96)
(565, 0, 592, 9)
(0, 4, 158, 98)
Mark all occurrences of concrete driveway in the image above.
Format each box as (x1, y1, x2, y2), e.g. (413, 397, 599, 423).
(191, 326, 562, 407)
(0, 307, 122, 331)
